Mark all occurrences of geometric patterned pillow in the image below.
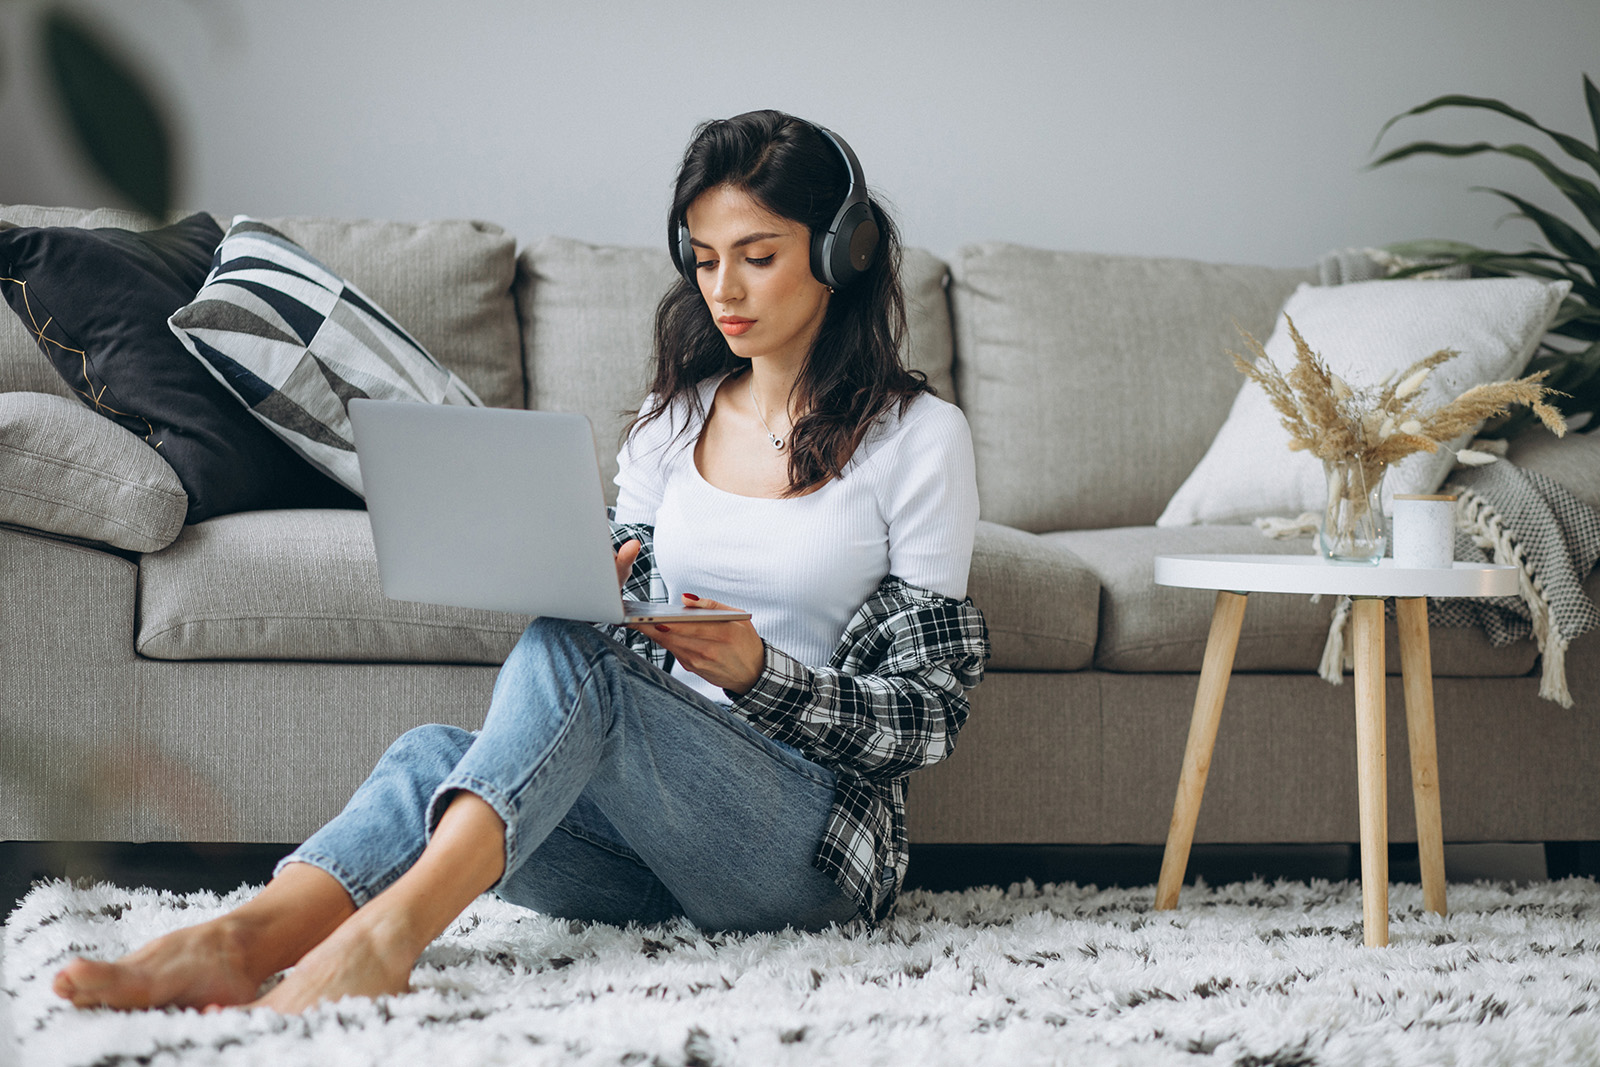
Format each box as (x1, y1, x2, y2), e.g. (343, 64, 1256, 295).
(168, 217, 482, 497)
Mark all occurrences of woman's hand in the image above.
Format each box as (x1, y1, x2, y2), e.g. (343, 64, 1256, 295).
(628, 595, 765, 695)
(615, 539, 641, 589)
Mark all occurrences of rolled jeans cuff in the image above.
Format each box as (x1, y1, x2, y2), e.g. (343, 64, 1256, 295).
(427, 773, 523, 893)
(273, 850, 381, 909)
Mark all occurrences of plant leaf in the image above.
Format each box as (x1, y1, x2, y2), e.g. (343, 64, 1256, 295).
(1379, 244, 1597, 299)
(1384, 241, 1571, 267)
(1374, 92, 1600, 176)
(1363, 137, 1600, 238)
(1479, 188, 1600, 277)
(1372, 140, 1600, 236)
(1488, 146, 1600, 236)
(1587, 74, 1600, 156)
(1382, 238, 1494, 259)
(1551, 318, 1600, 343)
(42, 9, 172, 217)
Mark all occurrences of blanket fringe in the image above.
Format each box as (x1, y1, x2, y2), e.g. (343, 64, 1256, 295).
(1255, 512, 1321, 540)
(1310, 486, 1573, 705)
(1542, 634, 1573, 707)
(1457, 485, 1573, 707)
(1319, 596, 1352, 685)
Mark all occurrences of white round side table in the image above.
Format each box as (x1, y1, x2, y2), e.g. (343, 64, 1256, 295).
(1151, 553, 1520, 947)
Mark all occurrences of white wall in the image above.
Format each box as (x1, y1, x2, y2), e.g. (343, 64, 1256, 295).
(1, 0, 1596, 266)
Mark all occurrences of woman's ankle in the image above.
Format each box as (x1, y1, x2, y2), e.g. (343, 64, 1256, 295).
(222, 864, 358, 976)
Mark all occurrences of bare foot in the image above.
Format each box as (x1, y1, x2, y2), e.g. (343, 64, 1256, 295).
(246, 912, 416, 1014)
(53, 918, 265, 1010)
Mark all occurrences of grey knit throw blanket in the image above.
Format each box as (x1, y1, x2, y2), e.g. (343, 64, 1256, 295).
(1317, 460, 1600, 707)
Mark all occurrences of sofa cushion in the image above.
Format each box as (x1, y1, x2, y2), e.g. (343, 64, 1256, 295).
(1158, 276, 1570, 527)
(517, 238, 956, 503)
(0, 391, 187, 551)
(1508, 430, 1600, 513)
(137, 509, 529, 662)
(0, 211, 363, 523)
(169, 218, 483, 496)
(967, 520, 1099, 670)
(900, 247, 958, 404)
(0, 205, 167, 397)
(950, 243, 1314, 533)
(1049, 524, 1539, 677)
(0, 208, 522, 410)
(256, 216, 523, 410)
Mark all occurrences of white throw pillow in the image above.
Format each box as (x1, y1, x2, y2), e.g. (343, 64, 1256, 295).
(168, 217, 482, 497)
(1157, 277, 1570, 526)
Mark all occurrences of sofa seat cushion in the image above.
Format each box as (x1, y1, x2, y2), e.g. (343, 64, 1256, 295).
(968, 520, 1099, 670)
(1048, 525, 1539, 677)
(137, 509, 529, 662)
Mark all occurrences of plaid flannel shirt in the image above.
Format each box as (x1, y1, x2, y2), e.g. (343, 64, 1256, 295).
(599, 519, 990, 923)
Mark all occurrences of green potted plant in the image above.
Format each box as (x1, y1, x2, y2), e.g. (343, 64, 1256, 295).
(2, 6, 174, 216)
(1371, 76, 1600, 437)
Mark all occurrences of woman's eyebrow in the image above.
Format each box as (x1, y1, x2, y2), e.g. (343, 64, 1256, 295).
(689, 232, 784, 250)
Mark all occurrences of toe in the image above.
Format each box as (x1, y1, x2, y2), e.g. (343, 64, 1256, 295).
(51, 970, 76, 999)
(57, 959, 147, 1009)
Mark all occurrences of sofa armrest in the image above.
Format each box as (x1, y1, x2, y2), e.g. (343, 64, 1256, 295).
(0, 391, 187, 552)
(969, 519, 1101, 671)
(1, 523, 140, 838)
(1507, 428, 1600, 513)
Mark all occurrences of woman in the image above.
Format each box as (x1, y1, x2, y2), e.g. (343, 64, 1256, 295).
(52, 109, 988, 1014)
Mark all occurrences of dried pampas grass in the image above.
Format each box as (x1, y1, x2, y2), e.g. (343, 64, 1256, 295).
(1230, 316, 1567, 476)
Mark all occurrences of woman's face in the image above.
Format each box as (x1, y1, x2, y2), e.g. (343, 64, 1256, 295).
(683, 184, 831, 371)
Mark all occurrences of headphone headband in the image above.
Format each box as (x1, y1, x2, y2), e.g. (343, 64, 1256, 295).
(671, 121, 880, 289)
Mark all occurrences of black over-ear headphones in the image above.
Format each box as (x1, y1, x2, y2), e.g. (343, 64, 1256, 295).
(671, 123, 880, 290)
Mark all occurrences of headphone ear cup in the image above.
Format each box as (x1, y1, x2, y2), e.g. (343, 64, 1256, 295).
(810, 224, 831, 288)
(817, 201, 879, 288)
(673, 221, 696, 284)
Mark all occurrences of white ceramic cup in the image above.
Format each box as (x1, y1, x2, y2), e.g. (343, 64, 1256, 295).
(1392, 493, 1457, 569)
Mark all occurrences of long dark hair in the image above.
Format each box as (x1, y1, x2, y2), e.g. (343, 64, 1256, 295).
(634, 109, 929, 497)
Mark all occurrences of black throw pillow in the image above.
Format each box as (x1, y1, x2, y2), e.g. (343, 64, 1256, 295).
(0, 213, 361, 522)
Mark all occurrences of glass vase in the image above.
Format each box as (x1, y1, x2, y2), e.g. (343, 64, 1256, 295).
(1319, 457, 1386, 565)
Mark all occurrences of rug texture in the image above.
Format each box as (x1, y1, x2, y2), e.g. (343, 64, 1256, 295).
(5, 876, 1600, 1066)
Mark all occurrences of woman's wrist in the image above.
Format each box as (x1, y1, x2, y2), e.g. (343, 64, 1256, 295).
(724, 639, 767, 697)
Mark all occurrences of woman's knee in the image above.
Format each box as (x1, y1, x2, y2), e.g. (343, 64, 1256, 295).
(377, 723, 475, 776)
(500, 617, 619, 694)
(518, 616, 614, 656)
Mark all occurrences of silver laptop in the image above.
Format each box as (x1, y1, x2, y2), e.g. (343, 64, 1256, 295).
(348, 399, 748, 624)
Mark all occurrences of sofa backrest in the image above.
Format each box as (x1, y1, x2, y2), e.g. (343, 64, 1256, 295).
(0, 206, 524, 411)
(516, 237, 957, 504)
(252, 217, 523, 410)
(950, 243, 1315, 532)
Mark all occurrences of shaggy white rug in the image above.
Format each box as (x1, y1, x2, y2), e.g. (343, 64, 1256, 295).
(6, 876, 1600, 1066)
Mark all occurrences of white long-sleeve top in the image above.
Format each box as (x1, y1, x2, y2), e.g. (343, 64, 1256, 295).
(612, 374, 979, 706)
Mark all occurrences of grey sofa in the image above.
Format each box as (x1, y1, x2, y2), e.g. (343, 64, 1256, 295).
(4, 204, 1599, 862)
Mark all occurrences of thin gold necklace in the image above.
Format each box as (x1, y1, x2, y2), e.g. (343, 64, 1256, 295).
(748, 375, 787, 451)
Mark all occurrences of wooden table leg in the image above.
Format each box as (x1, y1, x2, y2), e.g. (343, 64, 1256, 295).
(1351, 596, 1389, 947)
(1156, 590, 1248, 910)
(1396, 596, 1447, 917)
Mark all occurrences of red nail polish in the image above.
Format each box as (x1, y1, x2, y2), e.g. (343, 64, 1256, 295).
(683, 593, 700, 601)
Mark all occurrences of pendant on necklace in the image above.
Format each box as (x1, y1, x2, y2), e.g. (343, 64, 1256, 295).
(767, 433, 784, 450)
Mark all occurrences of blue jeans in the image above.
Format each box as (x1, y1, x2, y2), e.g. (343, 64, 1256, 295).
(279, 617, 859, 932)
